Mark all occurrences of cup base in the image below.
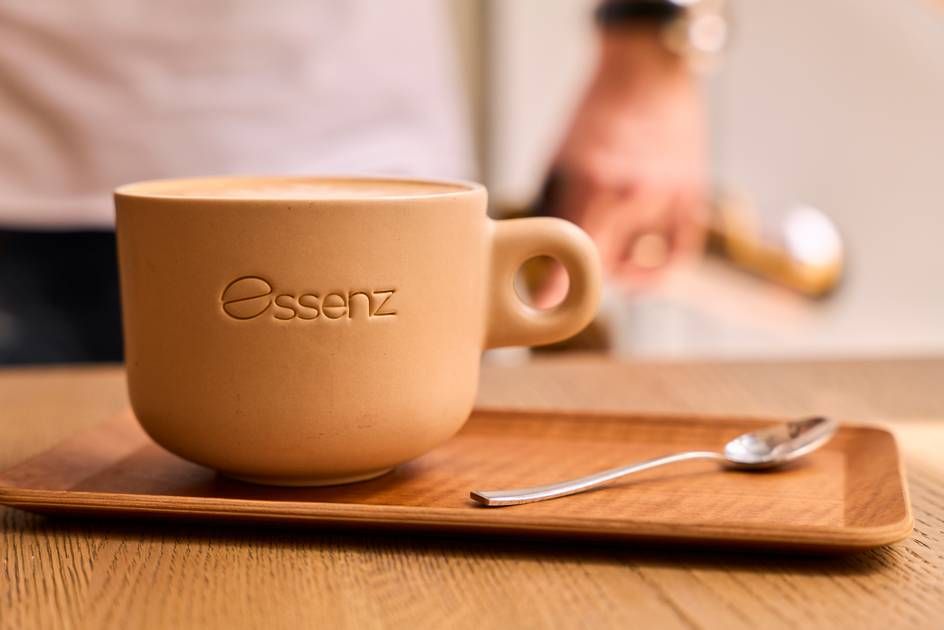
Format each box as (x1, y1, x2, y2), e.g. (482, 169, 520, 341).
(226, 467, 394, 487)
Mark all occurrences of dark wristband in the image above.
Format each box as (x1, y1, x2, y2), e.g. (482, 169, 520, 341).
(595, 0, 683, 27)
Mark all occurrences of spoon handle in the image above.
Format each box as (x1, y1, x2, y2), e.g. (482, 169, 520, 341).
(470, 450, 725, 507)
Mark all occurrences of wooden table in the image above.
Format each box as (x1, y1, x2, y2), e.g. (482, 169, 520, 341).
(2, 358, 943, 629)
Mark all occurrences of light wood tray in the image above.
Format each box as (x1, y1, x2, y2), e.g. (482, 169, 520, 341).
(0, 409, 912, 551)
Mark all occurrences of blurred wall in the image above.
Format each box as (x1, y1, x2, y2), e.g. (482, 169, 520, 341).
(483, 0, 594, 206)
(447, 0, 486, 178)
(479, 0, 944, 358)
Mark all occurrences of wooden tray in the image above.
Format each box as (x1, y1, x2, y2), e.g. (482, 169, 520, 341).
(0, 409, 912, 551)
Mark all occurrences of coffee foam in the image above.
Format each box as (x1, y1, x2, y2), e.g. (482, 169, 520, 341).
(120, 177, 469, 200)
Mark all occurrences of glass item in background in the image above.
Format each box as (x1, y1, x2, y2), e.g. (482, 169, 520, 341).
(707, 191, 844, 299)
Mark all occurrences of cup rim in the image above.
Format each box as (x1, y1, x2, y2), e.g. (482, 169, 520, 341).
(114, 174, 485, 202)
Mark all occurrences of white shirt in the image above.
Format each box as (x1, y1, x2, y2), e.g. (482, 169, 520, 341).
(0, 0, 472, 228)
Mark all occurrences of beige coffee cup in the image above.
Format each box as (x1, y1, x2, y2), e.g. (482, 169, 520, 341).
(115, 175, 601, 485)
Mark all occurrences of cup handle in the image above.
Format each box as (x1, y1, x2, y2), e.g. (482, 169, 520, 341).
(485, 217, 602, 349)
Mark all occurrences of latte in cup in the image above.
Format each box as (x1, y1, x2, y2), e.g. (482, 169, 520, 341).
(115, 176, 601, 485)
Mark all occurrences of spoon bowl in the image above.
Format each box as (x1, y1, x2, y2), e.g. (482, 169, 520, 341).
(722, 416, 838, 469)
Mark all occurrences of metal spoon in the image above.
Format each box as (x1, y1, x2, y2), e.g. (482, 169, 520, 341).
(470, 416, 838, 507)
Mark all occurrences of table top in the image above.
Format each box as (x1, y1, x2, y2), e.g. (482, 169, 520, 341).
(2, 357, 943, 629)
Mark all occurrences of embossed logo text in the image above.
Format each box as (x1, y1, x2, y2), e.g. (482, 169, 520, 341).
(221, 276, 397, 321)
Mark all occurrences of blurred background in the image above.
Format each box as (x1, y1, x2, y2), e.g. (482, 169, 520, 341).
(1, 0, 942, 364)
(462, 0, 944, 359)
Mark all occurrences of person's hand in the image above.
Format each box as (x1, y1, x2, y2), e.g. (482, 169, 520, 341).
(539, 28, 708, 304)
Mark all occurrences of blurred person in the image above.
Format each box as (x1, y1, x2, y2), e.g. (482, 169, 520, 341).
(534, 0, 717, 305)
(0, 0, 712, 364)
(0, 1, 469, 364)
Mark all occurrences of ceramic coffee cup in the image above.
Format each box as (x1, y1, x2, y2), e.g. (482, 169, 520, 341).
(115, 175, 601, 485)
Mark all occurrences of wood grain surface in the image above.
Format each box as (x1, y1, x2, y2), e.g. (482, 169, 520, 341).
(1, 358, 943, 629)
(0, 410, 911, 549)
